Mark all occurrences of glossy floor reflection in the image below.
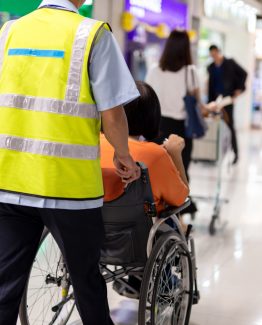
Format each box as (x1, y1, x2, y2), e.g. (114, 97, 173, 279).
(187, 129, 262, 325)
(18, 129, 262, 325)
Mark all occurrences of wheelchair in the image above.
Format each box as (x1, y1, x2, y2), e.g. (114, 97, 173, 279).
(19, 163, 200, 325)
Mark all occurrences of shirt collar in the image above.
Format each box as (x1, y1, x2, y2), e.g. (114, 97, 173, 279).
(38, 0, 79, 13)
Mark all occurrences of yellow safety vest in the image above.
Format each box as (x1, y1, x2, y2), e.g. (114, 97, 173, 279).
(0, 8, 110, 200)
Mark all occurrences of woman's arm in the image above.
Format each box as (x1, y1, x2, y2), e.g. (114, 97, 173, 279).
(152, 135, 189, 207)
(163, 135, 188, 187)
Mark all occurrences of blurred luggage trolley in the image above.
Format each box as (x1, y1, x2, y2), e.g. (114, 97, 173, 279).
(19, 164, 200, 325)
(192, 109, 232, 235)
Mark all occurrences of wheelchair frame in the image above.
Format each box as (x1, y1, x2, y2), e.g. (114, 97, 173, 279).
(19, 165, 200, 325)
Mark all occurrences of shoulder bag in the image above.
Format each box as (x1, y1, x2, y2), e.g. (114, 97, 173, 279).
(183, 66, 207, 139)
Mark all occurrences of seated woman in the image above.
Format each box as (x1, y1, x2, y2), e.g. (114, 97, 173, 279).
(100, 81, 189, 298)
(100, 80, 189, 214)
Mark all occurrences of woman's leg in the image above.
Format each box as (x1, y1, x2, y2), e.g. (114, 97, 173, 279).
(223, 105, 238, 163)
(182, 137, 193, 181)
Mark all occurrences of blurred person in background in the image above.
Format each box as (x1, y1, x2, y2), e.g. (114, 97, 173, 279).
(146, 30, 204, 214)
(208, 45, 247, 164)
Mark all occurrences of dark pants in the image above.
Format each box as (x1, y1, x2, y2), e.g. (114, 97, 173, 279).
(154, 116, 193, 181)
(224, 105, 238, 158)
(0, 203, 113, 325)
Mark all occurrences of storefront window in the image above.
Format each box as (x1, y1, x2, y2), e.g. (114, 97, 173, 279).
(123, 0, 189, 80)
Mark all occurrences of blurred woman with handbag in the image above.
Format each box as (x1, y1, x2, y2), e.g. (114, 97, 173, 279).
(146, 30, 207, 213)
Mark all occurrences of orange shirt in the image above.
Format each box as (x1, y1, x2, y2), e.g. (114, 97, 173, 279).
(100, 135, 189, 212)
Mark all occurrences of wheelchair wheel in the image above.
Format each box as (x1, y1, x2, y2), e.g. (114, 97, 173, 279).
(19, 229, 75, 325)
(138, 232, 193, 325)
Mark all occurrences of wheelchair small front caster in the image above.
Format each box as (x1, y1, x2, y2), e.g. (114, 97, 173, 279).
(193, 290, 200, 305)
(209, 215, 217, 235)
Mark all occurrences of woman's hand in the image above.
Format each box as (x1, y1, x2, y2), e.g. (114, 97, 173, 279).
(163, 134, 185, 155)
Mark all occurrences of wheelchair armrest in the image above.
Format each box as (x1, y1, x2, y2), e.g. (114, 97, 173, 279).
(146, 198, 191, 258)
(159, 198, 191, 218)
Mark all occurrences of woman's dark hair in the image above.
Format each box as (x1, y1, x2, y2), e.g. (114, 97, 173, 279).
(160, 30, 192, 72)
(124, 81, 161, 141)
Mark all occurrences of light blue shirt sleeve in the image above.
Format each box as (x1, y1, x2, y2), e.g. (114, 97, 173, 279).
(89, 29, 140, 111)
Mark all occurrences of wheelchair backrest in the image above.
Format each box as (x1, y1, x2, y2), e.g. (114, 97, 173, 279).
(100, 163, 155, 267)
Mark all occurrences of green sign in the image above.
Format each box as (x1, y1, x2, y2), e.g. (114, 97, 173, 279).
(0, 0, 42, 16)
(79, 4, 93, 18)
(0, 1, 93, 17)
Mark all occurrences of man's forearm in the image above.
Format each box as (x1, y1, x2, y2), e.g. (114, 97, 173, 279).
(101, 106, 130, 158)
(101, 106, 140, 183)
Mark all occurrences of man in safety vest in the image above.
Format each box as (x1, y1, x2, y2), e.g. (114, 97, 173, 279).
(0, 0, 140, 324)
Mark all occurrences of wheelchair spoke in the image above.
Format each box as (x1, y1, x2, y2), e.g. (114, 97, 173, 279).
(139, 232, 193, 325)
(21, 231, 75, 325)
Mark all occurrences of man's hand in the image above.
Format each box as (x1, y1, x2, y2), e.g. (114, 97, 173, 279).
(200, 103, 211, 116)
(113, 153, 141, 186)
(163, 134, 185, 155)
(102, 106, 140, 185)
(206, 101, 219, 113)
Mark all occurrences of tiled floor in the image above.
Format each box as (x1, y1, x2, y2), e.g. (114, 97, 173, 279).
(18, 129, 262, 325)
(187, 129, 262, 325)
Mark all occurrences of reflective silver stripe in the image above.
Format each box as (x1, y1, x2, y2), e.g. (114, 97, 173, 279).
(0, 94, 100, 119)
(0, 21, 16, 74)
(65, 19, 98, 102)
(0, 135, 100, 160)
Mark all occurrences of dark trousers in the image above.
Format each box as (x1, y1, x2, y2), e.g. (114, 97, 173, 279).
(223, 105, 238, 158)
(0, 203, 113, 325)
(154, 116, 193, 181)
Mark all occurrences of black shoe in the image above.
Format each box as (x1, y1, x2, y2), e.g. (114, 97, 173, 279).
(112, 280, 140, 299)
(112, 280, 124, 295)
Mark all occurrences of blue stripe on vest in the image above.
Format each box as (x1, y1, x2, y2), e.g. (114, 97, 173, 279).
(8, 49, 65, 58)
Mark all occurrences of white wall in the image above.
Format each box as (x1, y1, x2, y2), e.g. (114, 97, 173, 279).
(225, 25, 255, 131)
(201, 17, 256, 130)
(93, 0, 125, 51)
